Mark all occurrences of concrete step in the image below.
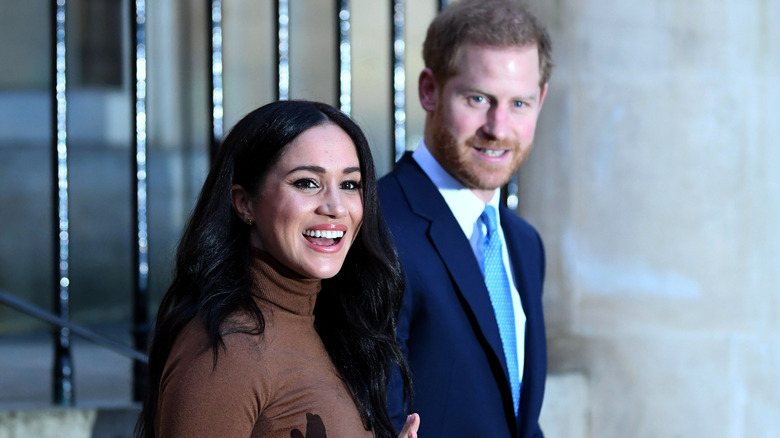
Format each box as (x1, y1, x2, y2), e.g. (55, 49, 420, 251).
(0, 406, 140, 438)
(1, 326, 140, 437)
(0, 326, 134, 408)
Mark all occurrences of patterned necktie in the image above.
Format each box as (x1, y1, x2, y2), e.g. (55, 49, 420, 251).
(480, 205, 520, 414)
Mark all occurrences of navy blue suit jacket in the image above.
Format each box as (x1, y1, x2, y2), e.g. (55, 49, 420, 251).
(379, 153, 547, 438)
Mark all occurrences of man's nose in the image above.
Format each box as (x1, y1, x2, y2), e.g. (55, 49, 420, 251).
(482, 106, 509, 140)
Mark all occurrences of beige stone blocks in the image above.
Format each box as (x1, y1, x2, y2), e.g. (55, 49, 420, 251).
(524, 0, 780, 436)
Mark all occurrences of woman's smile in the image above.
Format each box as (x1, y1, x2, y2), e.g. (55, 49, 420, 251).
(302, 224, 348, 250)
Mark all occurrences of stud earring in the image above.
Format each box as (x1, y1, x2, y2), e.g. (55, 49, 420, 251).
(246, 218, 253, 226)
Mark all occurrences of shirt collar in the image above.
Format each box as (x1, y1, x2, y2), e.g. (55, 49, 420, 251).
(412, 140, 502, 239)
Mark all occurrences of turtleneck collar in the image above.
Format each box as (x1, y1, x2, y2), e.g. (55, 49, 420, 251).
(249, 248, 322, 316)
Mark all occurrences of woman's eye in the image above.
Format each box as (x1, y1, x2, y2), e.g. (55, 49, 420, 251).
(341, 180, 362, 190)
(292, 178, 319, 189)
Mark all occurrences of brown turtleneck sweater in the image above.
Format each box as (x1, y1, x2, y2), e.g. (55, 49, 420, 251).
(156, 251, 373, 438)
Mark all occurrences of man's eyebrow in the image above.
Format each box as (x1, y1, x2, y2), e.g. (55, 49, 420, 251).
(460, 86, 540, 103)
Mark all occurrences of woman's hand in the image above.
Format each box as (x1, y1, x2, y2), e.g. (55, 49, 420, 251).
(398, 413, 420, 438)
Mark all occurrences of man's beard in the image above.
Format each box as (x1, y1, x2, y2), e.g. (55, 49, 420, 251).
(430, 118, 527, 191)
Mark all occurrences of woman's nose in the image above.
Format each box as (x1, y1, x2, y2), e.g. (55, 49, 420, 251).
(316, 188, 348, 217)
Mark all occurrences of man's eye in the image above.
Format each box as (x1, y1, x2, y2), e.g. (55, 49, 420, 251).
(292, 179, 319, 189)
(470, 96, 486, 104)
(513, 101, 526, 108)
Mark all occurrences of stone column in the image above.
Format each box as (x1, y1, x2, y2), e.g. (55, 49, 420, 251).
(523, 1, 780, 436)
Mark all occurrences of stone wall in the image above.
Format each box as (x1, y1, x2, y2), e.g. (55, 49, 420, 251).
(523, 1, 780, 436)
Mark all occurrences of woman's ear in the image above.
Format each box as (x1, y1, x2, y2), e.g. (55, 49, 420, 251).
(231, 184, 254, 224)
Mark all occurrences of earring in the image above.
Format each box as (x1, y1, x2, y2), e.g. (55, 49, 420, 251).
(246, 218, 253, 226)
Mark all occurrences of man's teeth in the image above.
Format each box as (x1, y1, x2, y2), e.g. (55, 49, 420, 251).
(480, 148, 505, 157)
(303, 230, 345, 239)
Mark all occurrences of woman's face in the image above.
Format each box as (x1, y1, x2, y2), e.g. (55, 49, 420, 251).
(239, 123, 364, 279)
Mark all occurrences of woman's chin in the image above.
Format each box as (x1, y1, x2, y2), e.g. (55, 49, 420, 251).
(296, 258, 347, 280)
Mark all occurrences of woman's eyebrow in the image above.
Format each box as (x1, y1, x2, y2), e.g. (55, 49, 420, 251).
(288, 165, 326, 174)
(287, 165, 361, 175)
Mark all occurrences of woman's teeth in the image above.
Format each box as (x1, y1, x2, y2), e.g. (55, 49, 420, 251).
(303, 229, 345, 239)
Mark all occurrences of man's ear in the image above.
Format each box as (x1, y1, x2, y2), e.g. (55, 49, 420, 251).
(538, 82, 549, 111)
(231, 184, 253, 223)
(418, 68, 438, 112)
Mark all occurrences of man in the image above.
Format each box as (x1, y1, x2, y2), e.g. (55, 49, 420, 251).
(379, 0, 553, 436)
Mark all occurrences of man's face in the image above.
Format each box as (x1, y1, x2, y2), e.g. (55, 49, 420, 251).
(421, 44, 547, 201)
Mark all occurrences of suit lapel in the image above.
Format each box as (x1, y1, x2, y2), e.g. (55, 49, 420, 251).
(500, 204, 543, 339)
(501, 203, 545, 425)
(500, 205, 532, 319)
(428, 220, 507, 363)
(394, 153, 507, 373)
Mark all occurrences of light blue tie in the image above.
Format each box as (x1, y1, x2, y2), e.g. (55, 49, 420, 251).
(480, 205, 520, 414)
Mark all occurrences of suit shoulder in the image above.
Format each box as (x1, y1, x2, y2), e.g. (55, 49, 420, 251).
(378, 170, 404, 206)
(378, 170, 399, 193)
(501, 207, 541, 239)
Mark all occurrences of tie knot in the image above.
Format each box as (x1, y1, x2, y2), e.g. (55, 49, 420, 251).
(481, 205, 499, 238)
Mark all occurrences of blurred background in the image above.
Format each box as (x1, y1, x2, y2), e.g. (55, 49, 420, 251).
(0, 0, 777, 437)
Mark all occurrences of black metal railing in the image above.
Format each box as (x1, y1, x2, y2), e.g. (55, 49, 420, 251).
(130, 0, 151, 403)
(38, 0, 152, 406)
(0, 290, 148, 364)
(51, 0, 73, 406)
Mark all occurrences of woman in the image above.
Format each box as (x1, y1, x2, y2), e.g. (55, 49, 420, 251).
(136, 100, 419, 438)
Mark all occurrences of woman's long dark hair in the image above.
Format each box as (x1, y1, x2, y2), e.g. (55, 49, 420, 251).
(136, 100, 411, 438)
